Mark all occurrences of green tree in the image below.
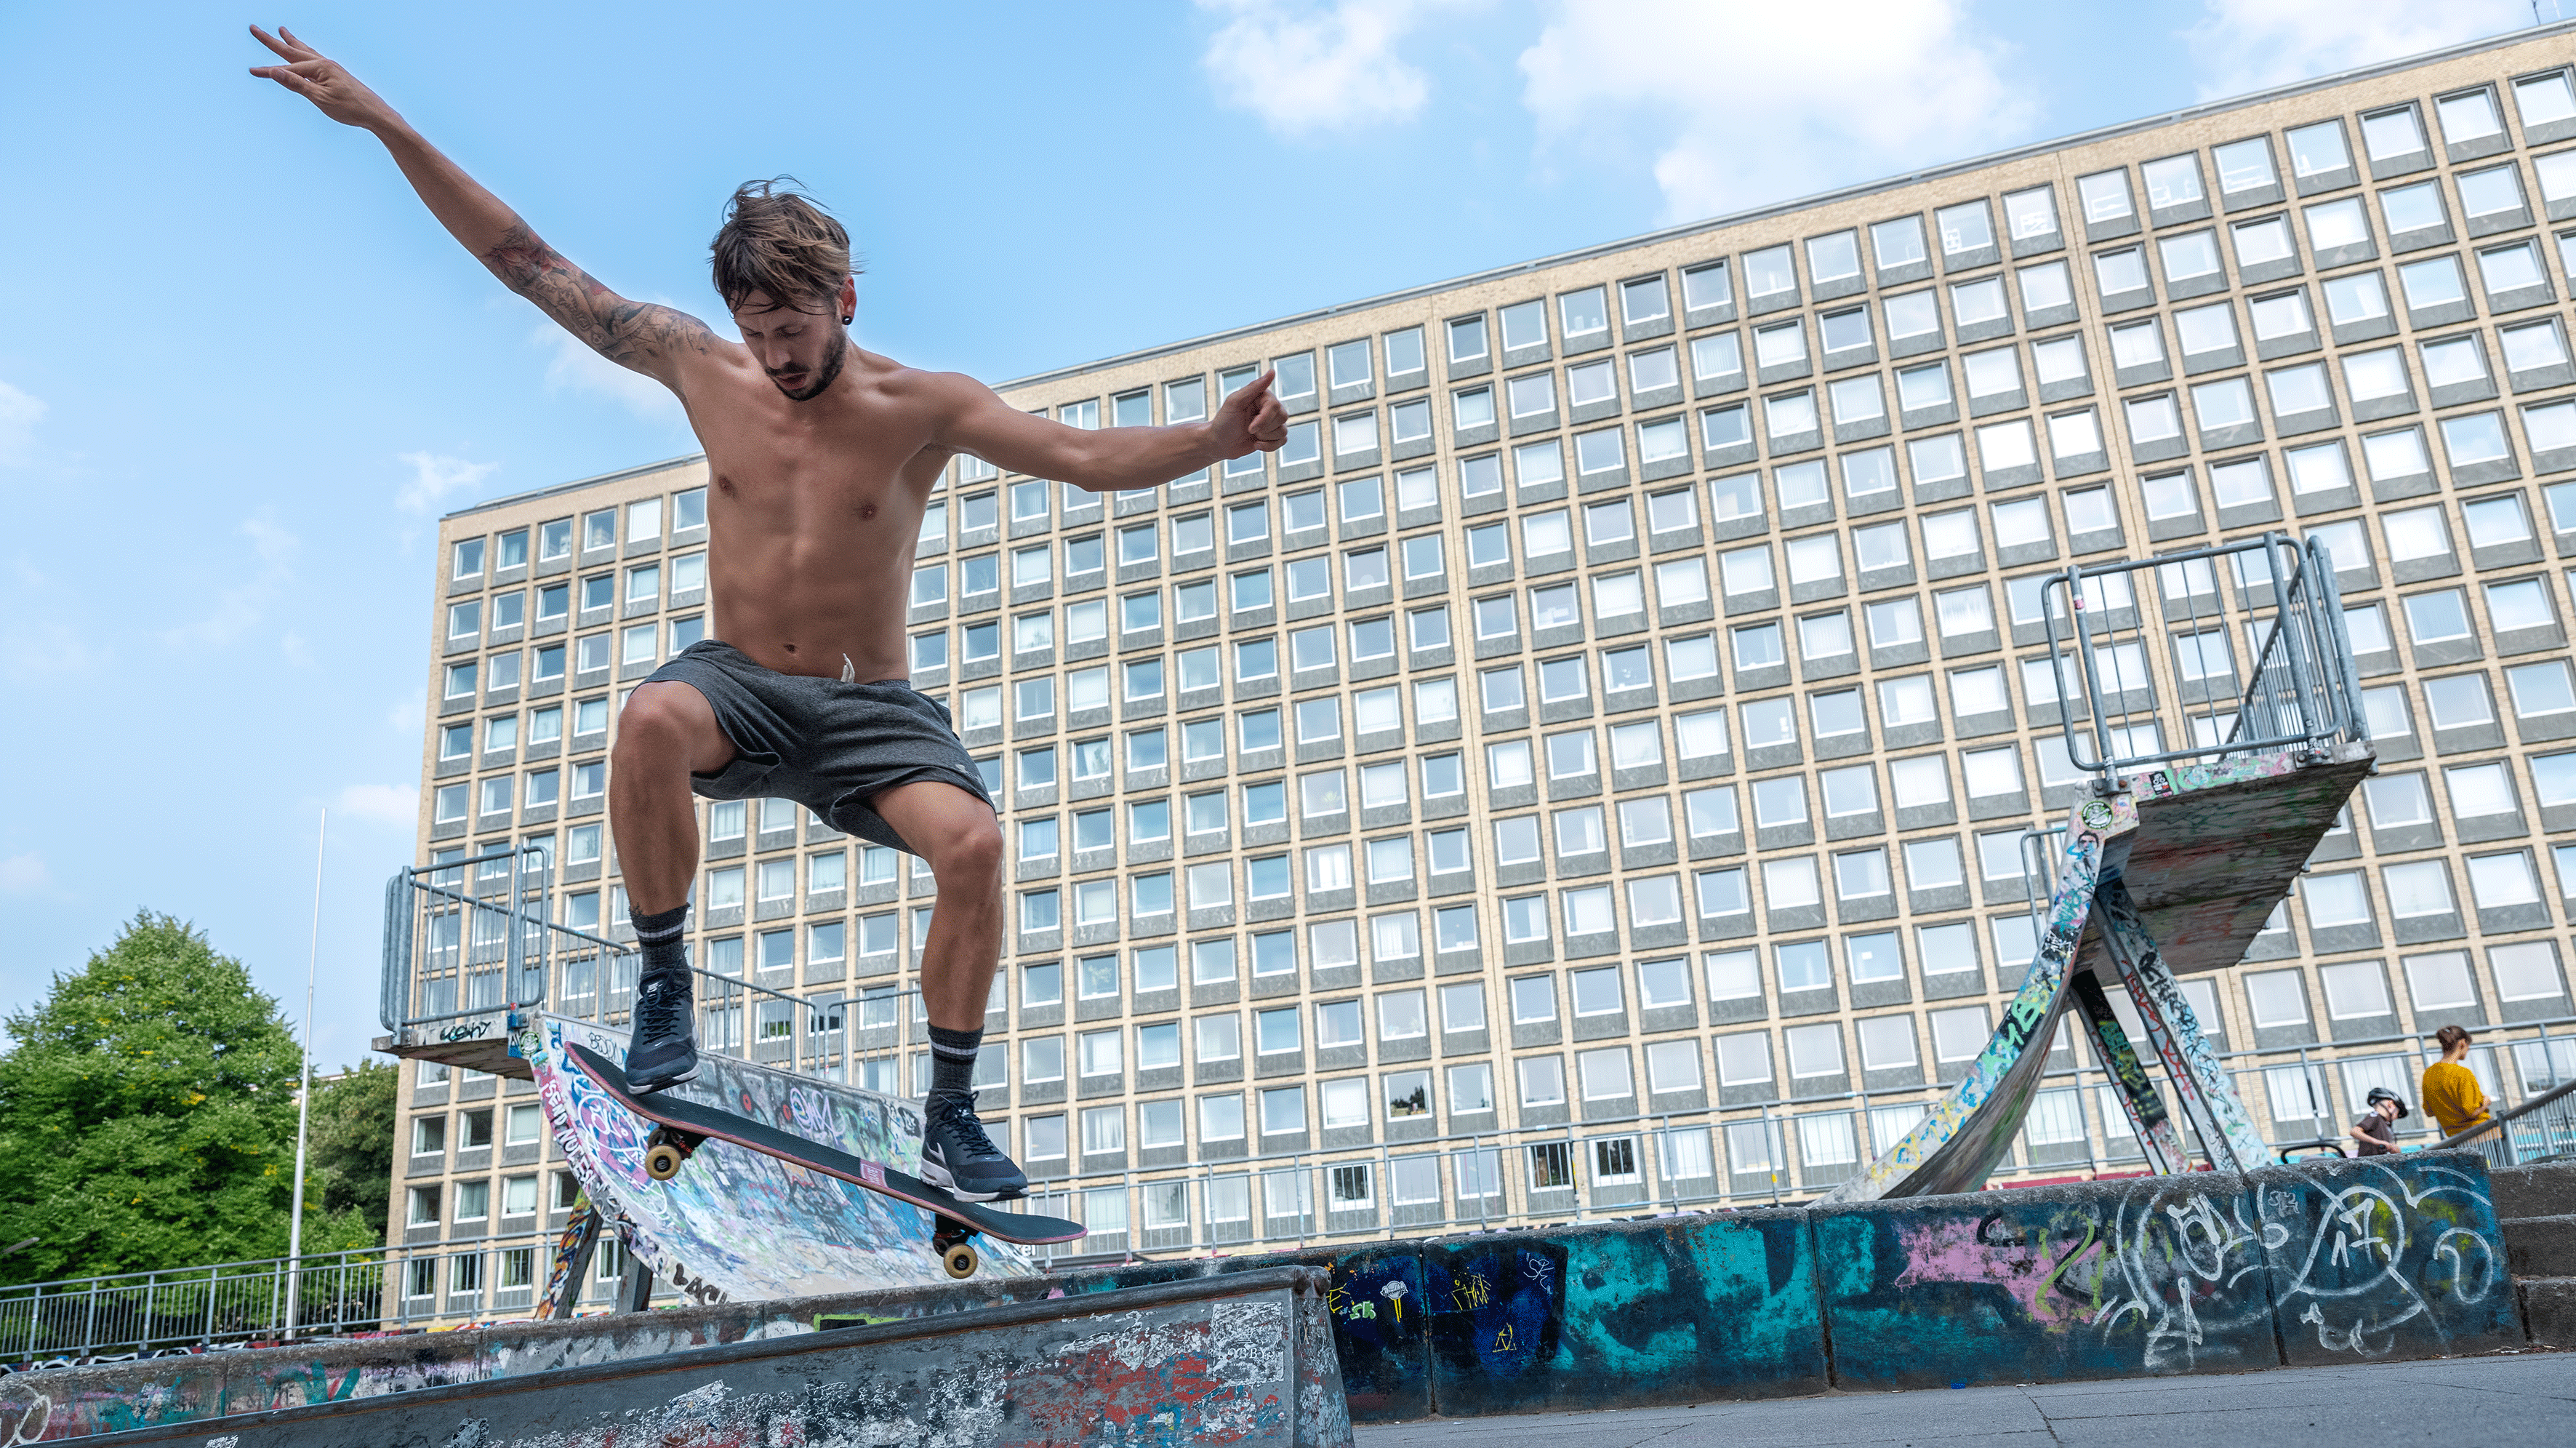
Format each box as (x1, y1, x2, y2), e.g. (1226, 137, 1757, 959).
(301, 1058, 397, 1250)
(0, 912, 305, 1284)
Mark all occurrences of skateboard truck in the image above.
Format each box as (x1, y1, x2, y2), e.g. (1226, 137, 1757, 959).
(643, 1125, 706, 1182)
(930, 1217, 979, 1279)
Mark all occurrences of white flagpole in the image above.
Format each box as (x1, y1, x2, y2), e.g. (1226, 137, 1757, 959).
(284, 808, 326, 1337)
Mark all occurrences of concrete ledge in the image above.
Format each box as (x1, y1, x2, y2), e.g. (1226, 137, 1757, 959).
(2245, 1154, 2521, 1364)
(1816, 1171, 2276, 1388)
(51, 1269, 1350, 1448)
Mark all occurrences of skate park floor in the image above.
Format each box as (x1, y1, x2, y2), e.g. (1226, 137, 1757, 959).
(1354, 1350, 2575, 1447)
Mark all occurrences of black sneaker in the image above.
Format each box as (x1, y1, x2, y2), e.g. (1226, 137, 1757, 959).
(919, 1092, 1027, 1201)
(626, 969, 699, 1092)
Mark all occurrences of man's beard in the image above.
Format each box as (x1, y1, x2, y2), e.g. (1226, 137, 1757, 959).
(771, 327, 848, 402)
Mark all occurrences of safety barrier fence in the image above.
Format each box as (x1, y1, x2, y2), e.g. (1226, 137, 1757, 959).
(0, 1228, 616, 1364)
(384, 844, 929, 1089)
(2432, 1074, 2576, 1167)
(2043, 532, 2365, 778)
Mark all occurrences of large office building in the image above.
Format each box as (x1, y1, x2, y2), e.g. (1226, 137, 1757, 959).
(402, 25, 2576, 1285)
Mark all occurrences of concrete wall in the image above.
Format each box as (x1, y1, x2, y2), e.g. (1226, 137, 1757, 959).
(0, 1153, 2524, 1439)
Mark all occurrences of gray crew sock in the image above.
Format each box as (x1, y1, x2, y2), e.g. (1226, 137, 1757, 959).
(927, 1024, 982, 1103)
(632, 903, 689, 983)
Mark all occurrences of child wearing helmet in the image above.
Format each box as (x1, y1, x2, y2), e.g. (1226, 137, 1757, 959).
(2348, 1086, 2407, 1156)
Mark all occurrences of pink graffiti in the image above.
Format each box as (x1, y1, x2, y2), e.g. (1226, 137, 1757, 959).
(1888, 1215, 2105, 1326)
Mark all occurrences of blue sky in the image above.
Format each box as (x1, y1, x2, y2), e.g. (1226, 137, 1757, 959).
(0, 0, 2543, 1067)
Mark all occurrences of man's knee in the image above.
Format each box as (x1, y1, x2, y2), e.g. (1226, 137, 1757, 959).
(928, 812, 1005, 889)
(614, 684, 723, 771)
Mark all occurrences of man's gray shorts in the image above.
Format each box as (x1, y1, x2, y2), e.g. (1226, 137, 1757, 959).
(641, 640, 994, 855)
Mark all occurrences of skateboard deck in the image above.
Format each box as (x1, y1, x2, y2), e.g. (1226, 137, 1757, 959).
(568, 1044, 1085, 1269)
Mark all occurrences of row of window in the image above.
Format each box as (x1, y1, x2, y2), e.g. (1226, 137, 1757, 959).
(404, 1169, 584, 1231)
(449, 489, 707, 585)
(438, 615, 704, 705)
(444, 552, 707, 648)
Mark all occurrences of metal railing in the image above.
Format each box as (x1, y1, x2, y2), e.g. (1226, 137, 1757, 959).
(2043, 532, 2365, 778)
(382, 844, 559, 1031)
(0, 1228, 606, 1365)
(2433, 1076, 2576, 1168)
(383, 844, 929, 1087)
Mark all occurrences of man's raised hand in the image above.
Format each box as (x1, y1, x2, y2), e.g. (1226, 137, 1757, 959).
(247, 25, 400, 132)
(1213, 370, 1290, 456)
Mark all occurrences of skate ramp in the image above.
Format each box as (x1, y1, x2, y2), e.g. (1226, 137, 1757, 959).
(1826, 745, 2363, 1201)
(524, 1012, 1040, 1305)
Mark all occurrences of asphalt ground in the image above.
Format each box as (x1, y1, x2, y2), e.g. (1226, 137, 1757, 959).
(1353, 1351, 2574, 1447)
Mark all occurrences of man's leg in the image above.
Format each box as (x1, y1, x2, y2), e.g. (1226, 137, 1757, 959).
(609, 681, 735, 1089)
(872, 780, 1022, 1199)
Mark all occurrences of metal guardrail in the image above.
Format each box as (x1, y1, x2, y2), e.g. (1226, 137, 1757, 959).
(383, 844, 929, 1089)
(382, 844, 558, 1032)
(0, 1228, 592, 1364)
(2433, 1075, 2576, 1168)
(2044, 532, 2364, 779)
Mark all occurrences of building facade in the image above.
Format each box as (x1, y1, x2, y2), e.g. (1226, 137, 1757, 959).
(400, 25, 2576, 1300)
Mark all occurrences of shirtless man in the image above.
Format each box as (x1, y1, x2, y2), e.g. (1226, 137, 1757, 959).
(252, 25, 1288, 1200)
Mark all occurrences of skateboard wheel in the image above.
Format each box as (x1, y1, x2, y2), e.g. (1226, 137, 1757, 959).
(940, 1242, 978, 1279)
(644, 1143, 686, 1181)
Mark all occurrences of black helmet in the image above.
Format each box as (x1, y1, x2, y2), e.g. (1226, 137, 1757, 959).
(2367, 1086, 2410, 1119)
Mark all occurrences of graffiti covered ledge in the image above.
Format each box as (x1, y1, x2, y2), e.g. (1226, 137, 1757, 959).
(1813, 1151, 2520, 1392)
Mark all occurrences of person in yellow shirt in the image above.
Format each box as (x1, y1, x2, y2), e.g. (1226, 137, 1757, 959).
(2420, 1024, 2495, 1141)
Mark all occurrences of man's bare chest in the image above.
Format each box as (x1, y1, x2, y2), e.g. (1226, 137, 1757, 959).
(694, 419, 940, 537)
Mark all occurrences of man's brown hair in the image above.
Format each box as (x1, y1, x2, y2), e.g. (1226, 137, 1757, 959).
(710, 177, 854, 313)
(2436, 1023, 2474, 1052)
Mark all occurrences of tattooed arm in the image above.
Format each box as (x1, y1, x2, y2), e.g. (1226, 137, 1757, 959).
(248, 25, 714, 393)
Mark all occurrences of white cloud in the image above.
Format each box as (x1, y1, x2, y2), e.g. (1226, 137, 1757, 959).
(0, 381, 45, 466)
(534, 324, 682, 421)
(333, 783, 420, 825)
(2183, 1, 2530, 100)
(1518, 0, 2035, 223)
(164, 515, 299, 651)
(396, 451, 500, 515)
(0, 853, 52, 895)
(1198, 0, 1474, 138)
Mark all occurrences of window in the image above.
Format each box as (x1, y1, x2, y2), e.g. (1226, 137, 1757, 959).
(1857, 213, 1925, 273)
(2495, 942, 2567, 1003)
(2159, 230, 2220, 287)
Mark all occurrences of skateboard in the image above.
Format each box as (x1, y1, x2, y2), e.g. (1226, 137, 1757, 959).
(567, 1044, 1085, 1279)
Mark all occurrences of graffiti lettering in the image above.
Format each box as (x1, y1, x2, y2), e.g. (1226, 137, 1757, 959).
(1448, 1273, 1490, 1311)
(437, 1020, 491, 1042)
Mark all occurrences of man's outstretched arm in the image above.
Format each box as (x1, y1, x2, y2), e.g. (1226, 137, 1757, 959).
(934, 370, 1290, 492)
(248, 25, 713, 394)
